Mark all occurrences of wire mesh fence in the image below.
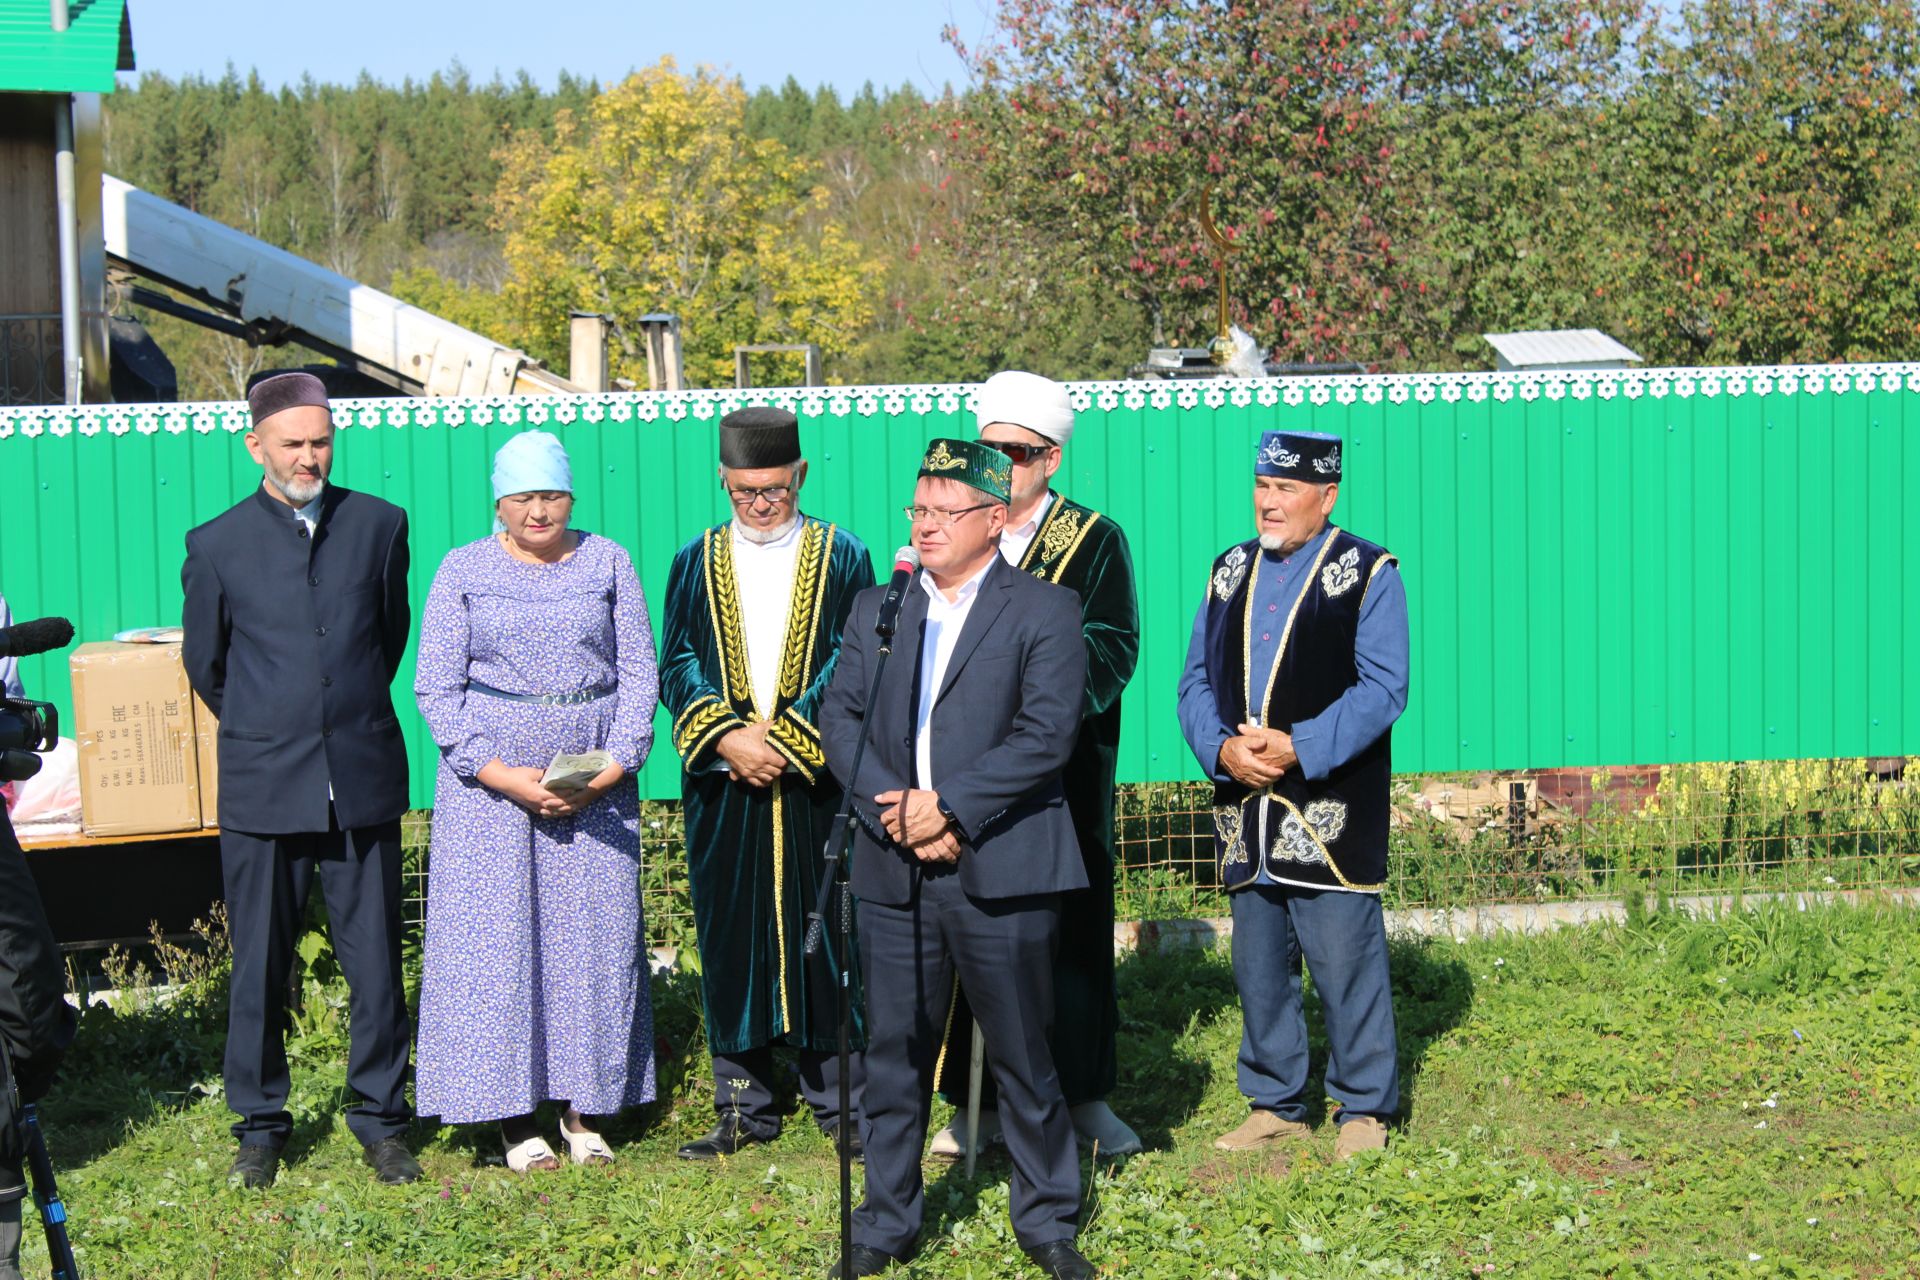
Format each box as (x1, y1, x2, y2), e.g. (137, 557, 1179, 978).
(394, 757, 1920, 953)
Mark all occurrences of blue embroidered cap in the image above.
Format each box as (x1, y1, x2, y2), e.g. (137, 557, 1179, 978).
(1256, 430, 1342, 482)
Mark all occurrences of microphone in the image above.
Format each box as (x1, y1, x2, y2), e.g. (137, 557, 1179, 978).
(873, 546, 921, 639)
(0, 616, 75, 659)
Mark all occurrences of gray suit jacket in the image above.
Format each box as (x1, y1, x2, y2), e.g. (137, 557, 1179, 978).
(821, 554, 1087, 906)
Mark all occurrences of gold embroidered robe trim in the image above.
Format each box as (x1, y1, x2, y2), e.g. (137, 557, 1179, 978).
(1017, 494, 1103, 585)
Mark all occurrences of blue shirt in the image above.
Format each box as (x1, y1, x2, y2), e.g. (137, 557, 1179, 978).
(0, 593, 23, 701)
(1176, 524, 1410, 785)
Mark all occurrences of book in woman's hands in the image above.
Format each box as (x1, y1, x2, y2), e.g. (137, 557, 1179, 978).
(542, 751, 613, 796)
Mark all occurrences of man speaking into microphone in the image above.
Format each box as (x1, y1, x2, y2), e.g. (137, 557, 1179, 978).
(820, 438, 1094, 1280)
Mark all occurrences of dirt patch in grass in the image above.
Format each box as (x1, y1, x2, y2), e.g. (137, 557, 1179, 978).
(1189, 1142, 1305, 1192)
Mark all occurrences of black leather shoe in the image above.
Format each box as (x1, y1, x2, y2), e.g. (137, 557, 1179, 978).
(227, 1143, 280, 1189)
(676, 1113, 776, 1161)
(1023, 1240, 1096, 1280)
(826, 1244, 900, 1277)
(363, 1137, 422, 1184)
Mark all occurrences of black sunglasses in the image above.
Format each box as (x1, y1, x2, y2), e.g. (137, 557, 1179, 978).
(986, 440, 1055, 464)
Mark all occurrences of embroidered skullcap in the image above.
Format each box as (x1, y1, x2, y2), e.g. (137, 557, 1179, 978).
(1255, 430, 1342, 482)
(720, 406, 802, 469)
(246, 371, 330, 429)
(975, 370, 1074, 447)
(919, 437, 1012, 504)
(492, 430, 573, 501)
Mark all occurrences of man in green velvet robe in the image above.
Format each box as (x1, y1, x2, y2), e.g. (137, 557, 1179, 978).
(933, 370, 1144, 1157)
(660, 407, 876, 1160)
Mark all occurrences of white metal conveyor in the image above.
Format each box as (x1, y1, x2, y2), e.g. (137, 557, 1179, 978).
(101, 173, 577, 396)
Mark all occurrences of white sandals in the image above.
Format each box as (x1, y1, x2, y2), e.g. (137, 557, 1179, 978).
(503, 1135, 561, 1173)
(557, 1119, 616, 1165)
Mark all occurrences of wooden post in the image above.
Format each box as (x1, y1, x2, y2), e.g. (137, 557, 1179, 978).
(639, 313, 683, 391)
(732, 342, 823, 389)
(568, 311, 610, 393)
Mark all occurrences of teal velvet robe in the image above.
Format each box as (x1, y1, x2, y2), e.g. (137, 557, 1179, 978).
(660, 517, 875, 1056)
(938, 493, 1140, 1105)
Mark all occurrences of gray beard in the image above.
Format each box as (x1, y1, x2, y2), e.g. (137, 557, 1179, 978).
(735, 514, 798, 545)
(1258, 533, 1289, 552)
(270, 473, 326, 507)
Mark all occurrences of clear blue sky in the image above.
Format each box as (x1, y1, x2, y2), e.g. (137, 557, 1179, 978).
(121, 0, 987, 96)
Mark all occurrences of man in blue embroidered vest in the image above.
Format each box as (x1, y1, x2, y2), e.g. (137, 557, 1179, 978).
(1176, 428, 1410, 1160)
(660, 407, 876, 1161)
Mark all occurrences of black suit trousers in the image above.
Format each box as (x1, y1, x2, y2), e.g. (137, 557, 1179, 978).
(854, 870, 1079, 1256)
(221, 817, 411, 1147)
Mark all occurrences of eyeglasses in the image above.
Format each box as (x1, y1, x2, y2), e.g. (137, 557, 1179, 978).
(986, 441, 1055, 465)
(903, 503, 994, 527)
(727, 485, 792, 507)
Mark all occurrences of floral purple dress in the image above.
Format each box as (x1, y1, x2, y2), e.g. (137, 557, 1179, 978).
(413, 532, 658, 1124)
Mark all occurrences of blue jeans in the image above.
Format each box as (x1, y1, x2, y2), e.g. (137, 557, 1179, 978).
(1229, 882, 1400, 1123)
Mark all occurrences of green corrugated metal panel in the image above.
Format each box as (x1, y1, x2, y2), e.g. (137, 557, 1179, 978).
(0, 0, 130, 93)
(1, 365, 1914, 806)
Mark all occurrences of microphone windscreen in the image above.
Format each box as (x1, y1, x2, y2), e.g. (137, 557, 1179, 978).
(892, 546, 921, 572)
(0, 616, 75, 658)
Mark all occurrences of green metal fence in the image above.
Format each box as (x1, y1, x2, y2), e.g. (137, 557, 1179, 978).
(2, 364, 1915, 805)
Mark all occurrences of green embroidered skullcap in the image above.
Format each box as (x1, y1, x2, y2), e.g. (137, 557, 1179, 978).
(919, 436, 1011, 503)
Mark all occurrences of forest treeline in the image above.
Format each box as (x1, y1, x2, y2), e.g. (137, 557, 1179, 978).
(103, 0, 1920, 399)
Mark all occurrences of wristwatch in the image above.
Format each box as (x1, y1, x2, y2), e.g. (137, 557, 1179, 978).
(935, 795, 961, 833)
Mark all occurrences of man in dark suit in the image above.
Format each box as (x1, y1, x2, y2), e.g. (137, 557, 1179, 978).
(820, 438, 1093, 1280)
(181, 372, 419, 1188)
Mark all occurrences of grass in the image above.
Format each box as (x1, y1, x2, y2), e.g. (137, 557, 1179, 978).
(25, 898, 1920, 1279)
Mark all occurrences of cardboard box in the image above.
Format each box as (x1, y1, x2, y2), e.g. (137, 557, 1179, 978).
(191, 688, 219, 828)
(69, 642, 202, 837)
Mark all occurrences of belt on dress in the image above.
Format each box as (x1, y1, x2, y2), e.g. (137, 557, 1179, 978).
(466, 679, 616, 706)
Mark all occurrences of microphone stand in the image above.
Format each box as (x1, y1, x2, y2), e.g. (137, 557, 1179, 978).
(804, 603, 901, 1280)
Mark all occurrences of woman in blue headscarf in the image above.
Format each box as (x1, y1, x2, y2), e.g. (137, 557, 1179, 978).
(414, 430, 660, 1171)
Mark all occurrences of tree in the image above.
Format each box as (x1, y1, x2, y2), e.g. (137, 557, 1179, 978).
(485, 59, 877, 387)
(930, 0, 1656, 372)
(1614, 0, 1920, 363)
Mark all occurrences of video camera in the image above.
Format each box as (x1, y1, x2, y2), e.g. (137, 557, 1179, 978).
(1, 616, 72, 785)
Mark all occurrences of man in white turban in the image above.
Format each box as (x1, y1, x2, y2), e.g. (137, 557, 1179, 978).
(932, 369, 1144, 1157)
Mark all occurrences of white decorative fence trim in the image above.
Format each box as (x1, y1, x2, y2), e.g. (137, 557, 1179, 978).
(3, 363, 1917, 441)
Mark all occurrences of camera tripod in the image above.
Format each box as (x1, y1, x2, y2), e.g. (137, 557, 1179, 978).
(20, 1105, 78, 1280)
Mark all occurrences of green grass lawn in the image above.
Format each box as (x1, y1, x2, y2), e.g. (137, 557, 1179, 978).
(25, 898, 1920, 1279)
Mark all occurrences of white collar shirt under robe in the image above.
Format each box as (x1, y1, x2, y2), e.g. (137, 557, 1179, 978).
(998, 491, 1056, 568)
(729, 516, 805, 717)
(913, 557, 995, 790)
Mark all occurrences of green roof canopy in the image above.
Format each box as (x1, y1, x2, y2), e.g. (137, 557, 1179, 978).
(0, 0, 134, 93)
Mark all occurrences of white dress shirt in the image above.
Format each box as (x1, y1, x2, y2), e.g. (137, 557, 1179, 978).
(731, 516, 804, 717)
(998, 490, 1055, 568)
(913, 557, 996, 789)
(293, 491, 323, 535)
